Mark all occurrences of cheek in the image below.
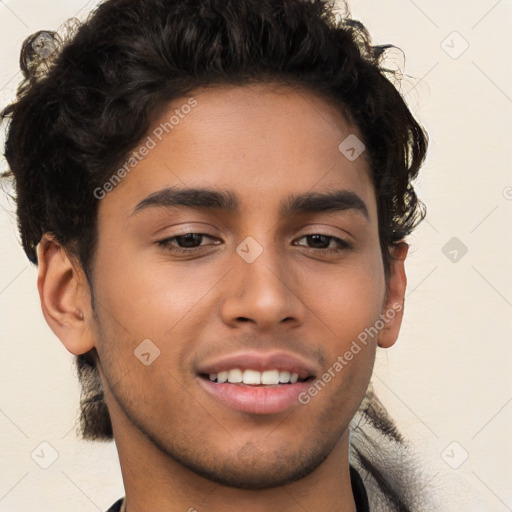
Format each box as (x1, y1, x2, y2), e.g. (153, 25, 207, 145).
(309, 255, 386, 341)
(92, 236, 218, 334)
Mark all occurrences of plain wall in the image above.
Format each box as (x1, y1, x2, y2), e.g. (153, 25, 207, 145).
(1, 1, 511, 510)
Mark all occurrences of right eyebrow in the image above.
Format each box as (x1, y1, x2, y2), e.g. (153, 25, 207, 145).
(131, 187, 238, 216)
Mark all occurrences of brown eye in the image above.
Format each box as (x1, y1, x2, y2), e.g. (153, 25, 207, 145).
(157, 233, 220, 254)
(294, 234, 351, 254)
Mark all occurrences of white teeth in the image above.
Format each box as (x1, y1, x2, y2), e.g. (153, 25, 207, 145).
(208, 369, 303, 385)
(279, 370, 291, 383)
(217, 371, 228, 383)
(227, 369, 243, 383)
(243, 369, 261, 385)
(261, 369, 280, 385)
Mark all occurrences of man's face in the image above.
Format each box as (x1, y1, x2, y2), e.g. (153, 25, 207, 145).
(89, 84, 388, 488)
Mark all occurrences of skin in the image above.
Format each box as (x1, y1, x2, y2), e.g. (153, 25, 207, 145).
(37, 83, 407, 512)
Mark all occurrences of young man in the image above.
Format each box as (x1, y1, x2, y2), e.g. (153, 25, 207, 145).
(2, 0, 430, 510)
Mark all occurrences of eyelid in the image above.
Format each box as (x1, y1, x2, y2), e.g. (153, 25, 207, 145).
(152, 221, 220, 237)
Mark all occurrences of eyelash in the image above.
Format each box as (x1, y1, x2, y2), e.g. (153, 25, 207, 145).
(157, 233, 351, 255)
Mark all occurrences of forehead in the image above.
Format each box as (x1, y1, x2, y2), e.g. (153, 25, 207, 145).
(98, 83, 377, 221)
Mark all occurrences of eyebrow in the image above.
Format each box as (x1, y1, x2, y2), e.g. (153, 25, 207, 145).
(131, 186, 369, 220)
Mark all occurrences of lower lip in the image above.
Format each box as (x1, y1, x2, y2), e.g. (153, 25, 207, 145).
(198, 377, 311, 415)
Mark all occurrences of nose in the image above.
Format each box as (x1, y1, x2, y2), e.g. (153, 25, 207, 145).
(219, 237, 305, 331)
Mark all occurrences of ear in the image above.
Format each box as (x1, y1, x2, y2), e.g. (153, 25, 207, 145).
(37, 234, 96, 355)
(377, 242, 408, 349)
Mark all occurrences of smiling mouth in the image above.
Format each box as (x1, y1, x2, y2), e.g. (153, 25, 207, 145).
(197, 364, 316, 414)
(200, 369, 313, 386)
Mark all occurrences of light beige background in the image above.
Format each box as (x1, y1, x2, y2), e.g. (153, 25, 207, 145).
(1, 1, 511, 511)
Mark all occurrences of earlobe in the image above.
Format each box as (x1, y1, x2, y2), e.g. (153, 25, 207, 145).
(37, 234, 96, 356)
(377, 242, 408, 349)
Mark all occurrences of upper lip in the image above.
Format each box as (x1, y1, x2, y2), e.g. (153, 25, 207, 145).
(196, 350, 319, 380)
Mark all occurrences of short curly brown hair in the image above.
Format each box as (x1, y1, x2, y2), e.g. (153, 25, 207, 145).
(1, 0, 427, 445)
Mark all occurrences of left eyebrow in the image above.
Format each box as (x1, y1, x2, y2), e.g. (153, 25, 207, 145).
(130, 186, 369, 221)
(280, 189, 369, 220)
